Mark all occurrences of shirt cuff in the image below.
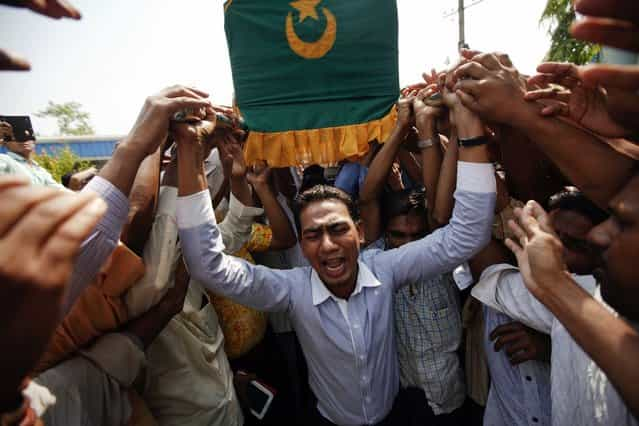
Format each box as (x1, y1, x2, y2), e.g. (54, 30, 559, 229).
(228, 192, 264, 218)
(177, 189, 216, 229)
(457, 162, 496, 193)
(157, 186, 178, 216)
(82, 175, 129, 236)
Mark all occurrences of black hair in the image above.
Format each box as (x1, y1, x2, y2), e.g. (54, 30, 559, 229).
(299, 165, 327, 193)
(293, 184, 359, 233)
(61, 172, 73, 188)
(547, 187, 608, 225)
(380, 188, 428, 229)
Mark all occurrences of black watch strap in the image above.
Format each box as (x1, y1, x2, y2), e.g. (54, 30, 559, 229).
(458, 135, 489, 148)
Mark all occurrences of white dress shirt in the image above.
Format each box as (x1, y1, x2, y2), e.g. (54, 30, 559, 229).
(472, 263, 639, 426)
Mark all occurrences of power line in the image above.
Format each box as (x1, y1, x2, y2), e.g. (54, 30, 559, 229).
(442, 0, 488, 19)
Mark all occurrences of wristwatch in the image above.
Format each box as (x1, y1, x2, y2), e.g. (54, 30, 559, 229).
(458, 135, 489, 148)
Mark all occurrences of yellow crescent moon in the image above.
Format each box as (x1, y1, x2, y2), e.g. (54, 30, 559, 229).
(286, 7, 337, 60)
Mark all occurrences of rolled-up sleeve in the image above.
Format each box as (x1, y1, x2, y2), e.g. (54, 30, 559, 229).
(378, 162, 496, 290)
(63, 176, 129, 314)
(177, 190, 292, 312)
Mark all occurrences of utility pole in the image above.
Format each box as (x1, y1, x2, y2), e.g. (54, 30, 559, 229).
(458, 0, 466, 50)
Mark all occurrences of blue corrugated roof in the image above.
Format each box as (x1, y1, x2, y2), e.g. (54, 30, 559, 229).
(0, 137, 120, 159)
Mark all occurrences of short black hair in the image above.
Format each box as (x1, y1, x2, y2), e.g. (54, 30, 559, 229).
(293, 185, 359, 233)
(61, 172, 73, 188)
(380, 188, 428, 229)
(548, 187, 608, 225)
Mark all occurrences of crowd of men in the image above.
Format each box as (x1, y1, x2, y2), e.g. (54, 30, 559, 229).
(2, 0, 639, 425)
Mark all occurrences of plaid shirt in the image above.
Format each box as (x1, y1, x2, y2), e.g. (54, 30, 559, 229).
(367, 239, 465, 415)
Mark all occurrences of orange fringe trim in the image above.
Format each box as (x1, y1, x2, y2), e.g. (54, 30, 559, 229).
(243, 106, 397, 167)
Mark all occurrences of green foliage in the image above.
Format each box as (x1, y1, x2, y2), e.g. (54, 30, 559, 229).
(35, 101, 95, 136)
(540, 0, 600, 65)
(33, 146, 91, 183)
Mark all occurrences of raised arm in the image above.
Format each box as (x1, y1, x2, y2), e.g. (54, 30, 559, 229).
(174, 119, 293, 312)
(453, 53, 635, 208)
(506, 199, 639, 417)
(359, 97, 413, 244)
(247, 164, 297, 250)
(377, 95, 496, 289)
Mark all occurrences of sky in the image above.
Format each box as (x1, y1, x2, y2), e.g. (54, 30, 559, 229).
(0, 0, 551, 136)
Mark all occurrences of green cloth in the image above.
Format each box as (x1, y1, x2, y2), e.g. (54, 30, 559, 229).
(224, 0, 399, 133)
(0, 151, 63, 188)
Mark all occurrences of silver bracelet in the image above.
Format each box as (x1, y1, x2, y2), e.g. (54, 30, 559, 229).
(417, 137, 437, 150)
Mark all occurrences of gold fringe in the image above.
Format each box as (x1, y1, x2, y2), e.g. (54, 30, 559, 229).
(243, 106, 397, 167)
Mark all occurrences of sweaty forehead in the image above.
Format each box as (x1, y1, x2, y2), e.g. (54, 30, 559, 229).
(300, 199, 353, 230)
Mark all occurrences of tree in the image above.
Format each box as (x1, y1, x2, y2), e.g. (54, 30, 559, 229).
(36, 101, 95, 136)
(540, 0, 600, 65)
(33, 146, 91, 183)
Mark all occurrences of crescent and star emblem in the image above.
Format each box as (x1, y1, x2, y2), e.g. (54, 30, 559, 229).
(286, 0, 337, 59)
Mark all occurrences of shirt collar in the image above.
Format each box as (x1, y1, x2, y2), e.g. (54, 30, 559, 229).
(311, 261, 381, 306)
(7, 151, 28, 163)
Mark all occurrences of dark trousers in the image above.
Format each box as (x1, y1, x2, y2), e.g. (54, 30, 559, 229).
(393, 387, 466, 426)
(309, 396, 403, 426)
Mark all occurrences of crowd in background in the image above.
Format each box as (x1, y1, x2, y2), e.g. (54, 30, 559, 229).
(2, 0, 639, 425)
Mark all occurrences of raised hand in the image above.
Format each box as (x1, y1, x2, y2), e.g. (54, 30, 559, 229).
(572, 0, 639, 52)
(396, 95, 416, 131)
(218, 136, 247, 179)
(246, 161, 272, 190)
(526, 62, 631, 138)
(1, 0, 81, 19)
(126, 85, 212, 158)
(0, 176, 106, 406)
(505, 200, 568, 299)
(452, 52, 530, 125)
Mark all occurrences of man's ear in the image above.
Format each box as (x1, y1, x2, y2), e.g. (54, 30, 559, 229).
(355, 220, 365, 244)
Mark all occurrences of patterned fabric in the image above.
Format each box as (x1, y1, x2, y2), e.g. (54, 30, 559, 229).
(209, 223, 271, 359)
(394, 273, 465, 415)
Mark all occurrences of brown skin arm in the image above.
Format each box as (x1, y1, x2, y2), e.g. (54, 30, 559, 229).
(247, 164, 297, 250)
(454, 53, 635, 208)
(468, 238, 515, 281)
(507, 200, 639, 418)
(431, 132, 458, 228)
(360, 118, 411, 244)
(100, 86, 211, 198)
(0, 178, 106, 409)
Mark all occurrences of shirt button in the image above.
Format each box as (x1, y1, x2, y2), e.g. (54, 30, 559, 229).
(525, 376, 532, 382)
(360, 355, 365, 361)
(532, 417, 539, 423)
(365, 396, 371, 403)
(362, 375, 368, 382)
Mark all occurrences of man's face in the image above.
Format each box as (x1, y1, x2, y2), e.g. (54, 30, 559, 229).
(299, 199, 363, 294)
(384, 212, 428, 249)
(549, 209, 598, 275)
(5, 138, 35, 158)
(587, 175, 639, 320)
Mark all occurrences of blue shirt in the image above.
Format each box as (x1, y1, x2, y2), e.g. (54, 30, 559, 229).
(482, 306, 551, 426)
(177, 162, 496, 426)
